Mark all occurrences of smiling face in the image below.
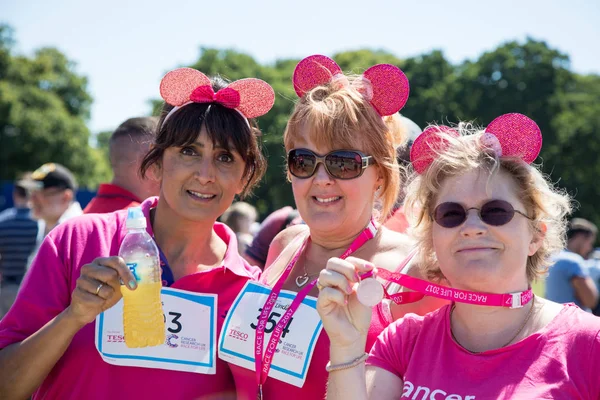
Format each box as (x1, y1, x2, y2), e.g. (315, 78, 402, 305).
(432, 168, 543, 292)
(155, 127, 246, 223)
(290, 129, 382, 239)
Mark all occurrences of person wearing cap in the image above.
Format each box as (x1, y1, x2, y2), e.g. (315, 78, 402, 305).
(84, 117, 160, 214)
(545, 218, 599, 310)
(19, 163, 83, 237)
(0, 174, 40, 318)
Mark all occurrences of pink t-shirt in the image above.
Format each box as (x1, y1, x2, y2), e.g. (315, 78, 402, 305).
(0, 197, 260, 400)
(367, 303, 600, 400)
(229, 236, 393, 400)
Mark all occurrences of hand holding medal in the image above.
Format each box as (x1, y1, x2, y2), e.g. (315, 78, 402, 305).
(316, 257, 376, 349)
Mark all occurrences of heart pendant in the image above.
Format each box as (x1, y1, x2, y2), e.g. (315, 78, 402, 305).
(295, 274, 310, 287)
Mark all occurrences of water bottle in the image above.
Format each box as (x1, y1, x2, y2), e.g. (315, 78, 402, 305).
(119, 207, 165, 348)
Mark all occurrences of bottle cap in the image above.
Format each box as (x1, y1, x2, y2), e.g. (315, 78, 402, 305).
(126, 206, 147, 229)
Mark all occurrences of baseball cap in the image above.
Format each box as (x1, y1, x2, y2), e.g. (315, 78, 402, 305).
(17, 163, 78, 191)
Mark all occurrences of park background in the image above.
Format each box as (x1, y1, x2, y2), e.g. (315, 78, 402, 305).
(1, 0, 599, 248)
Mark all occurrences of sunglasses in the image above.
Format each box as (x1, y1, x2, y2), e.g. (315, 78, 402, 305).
(287, 148, 375, 180)
(432, 200, 532, 228)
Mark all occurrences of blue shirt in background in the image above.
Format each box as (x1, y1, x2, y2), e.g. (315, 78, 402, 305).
(546, 249, 589, 307)
(0, 207, 39, 281)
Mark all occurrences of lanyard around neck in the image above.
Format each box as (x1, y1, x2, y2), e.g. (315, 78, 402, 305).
(254, 219, 378, 395)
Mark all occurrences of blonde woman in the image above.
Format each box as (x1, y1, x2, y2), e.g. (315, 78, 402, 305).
(318, 115, 600, 399)
(221, 55, 445, 400)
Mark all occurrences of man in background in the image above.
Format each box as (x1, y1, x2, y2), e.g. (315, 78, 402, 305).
(0, 175, 40, 317)
(84, 117, 159, 214)
(19, 163, 83, 237)
(546, 218, 599, 310)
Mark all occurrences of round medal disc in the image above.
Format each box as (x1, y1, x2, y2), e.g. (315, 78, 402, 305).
(356, 278, 384, 307)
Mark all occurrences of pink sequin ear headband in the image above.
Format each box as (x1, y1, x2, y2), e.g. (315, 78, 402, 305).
(292, 55, 410, 117)
(160, 67, 275, 124)
(410, 113, 543, 174)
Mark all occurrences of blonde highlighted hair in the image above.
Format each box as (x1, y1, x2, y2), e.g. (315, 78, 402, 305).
(283, 76, 407, 221)
(404, 122, 572, 282)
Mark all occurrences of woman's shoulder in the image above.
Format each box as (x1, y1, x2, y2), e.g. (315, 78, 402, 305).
(272, 224, 309, 248)
(265, 224, 308, 262)
(262, 224, 309, 282)
(378, 227, 415, 254)
(370, 227, 415, 271)
(546, 302, 600, 339)
(48, 210, 126, 245)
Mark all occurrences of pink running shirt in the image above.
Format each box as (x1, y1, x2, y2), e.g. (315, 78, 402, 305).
(367, 303, 600, 399)
(228, 235, 393, 400)
(0, 197, 260, 400)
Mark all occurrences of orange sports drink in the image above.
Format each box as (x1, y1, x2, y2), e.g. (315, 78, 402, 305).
(119, 207, 165, 348)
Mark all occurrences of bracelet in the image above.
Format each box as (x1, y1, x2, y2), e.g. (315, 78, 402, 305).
(325, 353, 369, 373)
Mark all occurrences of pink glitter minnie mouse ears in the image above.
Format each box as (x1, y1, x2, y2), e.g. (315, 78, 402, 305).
(292, 55, 410, 117)
(410, 113, 542, 174)
(160, 67, 275, 122)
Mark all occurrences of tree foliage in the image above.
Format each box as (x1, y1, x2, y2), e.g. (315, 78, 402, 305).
(0, 24, 110, 188)
(162, 40, 600, 225)
(3, 24, 600, 226)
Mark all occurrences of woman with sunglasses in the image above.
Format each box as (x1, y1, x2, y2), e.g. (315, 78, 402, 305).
(0, 68, 274, 400)
(317, 116, 600, 399)
(220, 56, 445, 400)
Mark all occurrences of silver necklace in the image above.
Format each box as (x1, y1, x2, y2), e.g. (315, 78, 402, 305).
(295, 261, 317, 287)
(450, 295, 536, 354)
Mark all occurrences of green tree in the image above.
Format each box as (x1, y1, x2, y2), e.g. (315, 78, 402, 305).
(0, 24, 110, 188)
(546, 73, 600, 224)
(148, 41, 600, 229)
(453, 38, 600, 226)
(454, 38, 573, 130)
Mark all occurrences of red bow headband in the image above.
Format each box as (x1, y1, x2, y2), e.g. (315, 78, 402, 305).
(160, 68, 275, 123)
(292, 55, 410, 117)
(410, 113, 543, 174)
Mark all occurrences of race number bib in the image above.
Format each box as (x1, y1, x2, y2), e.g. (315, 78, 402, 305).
(95, 287, 217, 374)
(218, 281, 323, 387)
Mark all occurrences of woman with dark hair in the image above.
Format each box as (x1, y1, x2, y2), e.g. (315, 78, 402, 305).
(0, 68, 274, 400)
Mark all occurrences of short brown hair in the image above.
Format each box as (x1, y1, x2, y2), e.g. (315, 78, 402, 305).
(283, 76, 407, 221)
(140, 76, 266, 198)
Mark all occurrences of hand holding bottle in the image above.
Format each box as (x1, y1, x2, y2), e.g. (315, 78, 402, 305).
(67, 256, 137, 327)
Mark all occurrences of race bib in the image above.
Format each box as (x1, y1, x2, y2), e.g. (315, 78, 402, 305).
(218, 281, 323, 387)
(95, 287, 217, 374)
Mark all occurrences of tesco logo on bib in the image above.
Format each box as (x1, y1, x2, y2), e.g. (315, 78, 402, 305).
(106, 334, 125, 343)
(228, 328, 249, 342)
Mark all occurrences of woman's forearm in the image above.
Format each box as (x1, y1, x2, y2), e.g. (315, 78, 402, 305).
(0, 308, 84, 400)
(326, 346, 368, 400)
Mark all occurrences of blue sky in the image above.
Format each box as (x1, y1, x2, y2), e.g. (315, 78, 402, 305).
(2, 0, 599, 134)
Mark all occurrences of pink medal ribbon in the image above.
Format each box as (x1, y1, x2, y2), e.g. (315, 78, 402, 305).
(254, 220, 378, 398)
(361, 250, 533, 309)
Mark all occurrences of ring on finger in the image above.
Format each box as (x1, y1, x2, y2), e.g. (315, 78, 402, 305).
(95, 283, 104, 296)
(316, 281, 324, 291)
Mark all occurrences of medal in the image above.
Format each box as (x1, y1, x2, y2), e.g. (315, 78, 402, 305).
(356, 277, 384, 307)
